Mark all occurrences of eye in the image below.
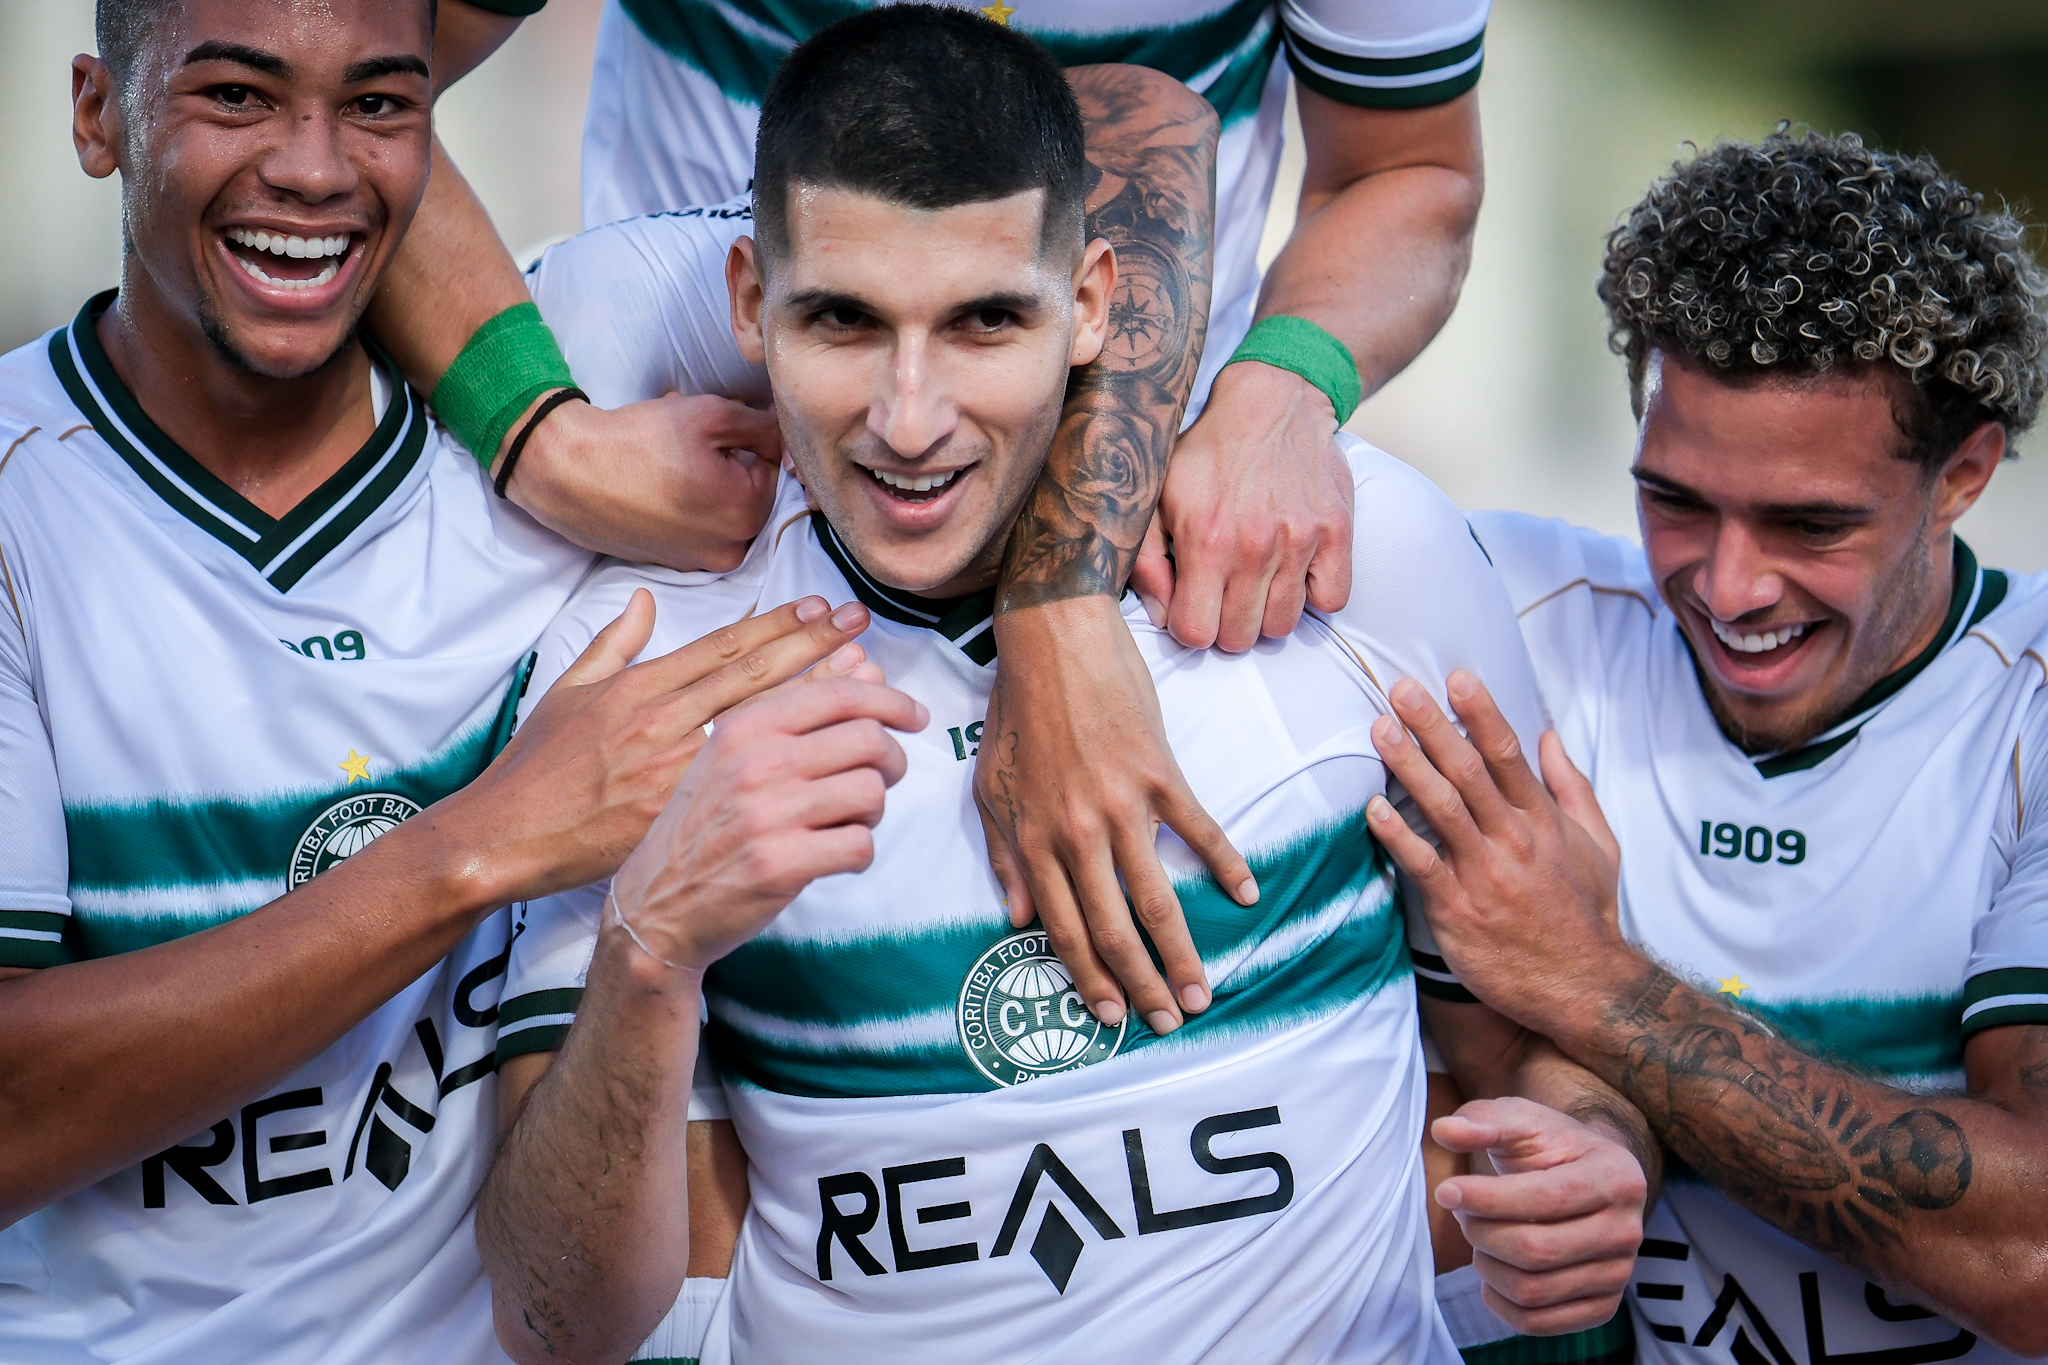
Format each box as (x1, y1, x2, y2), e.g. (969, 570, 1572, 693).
(967, 308, 1012, 332)
(212, 84, 256, 108)
(353, 93, 395, 116)
(816, 306, 866, 330)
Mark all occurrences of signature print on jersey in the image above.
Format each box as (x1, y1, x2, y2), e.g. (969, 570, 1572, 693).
(959, 931, 1126, 1086)
(290, 793, 423, 887)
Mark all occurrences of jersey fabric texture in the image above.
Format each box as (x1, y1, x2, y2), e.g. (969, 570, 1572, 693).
(575, 0, 1490, 418)
(500, 444, 1546, 1365)
(1446, 511, 2048, 1365)
(0, 296, 592, 1364)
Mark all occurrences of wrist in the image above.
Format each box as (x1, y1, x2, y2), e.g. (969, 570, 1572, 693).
(1221, 315, 1358, 427)
(1550, 941, 1655, 1058)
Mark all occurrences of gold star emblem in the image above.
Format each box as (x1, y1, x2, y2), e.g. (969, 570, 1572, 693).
(980, 0, 1015, 24)
(1718, 974, 1748, 997)
(338, 748, 371, 785)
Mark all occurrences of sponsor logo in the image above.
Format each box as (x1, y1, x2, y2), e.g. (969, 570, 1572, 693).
(958, 930, 1125, 1086)
(290, 793, 422, 887)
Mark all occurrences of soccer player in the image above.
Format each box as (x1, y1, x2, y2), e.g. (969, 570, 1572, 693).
(1364, 132, 2048, 1360)
(0, 2, 883, 1360)
(477, 11, 1652, 1363)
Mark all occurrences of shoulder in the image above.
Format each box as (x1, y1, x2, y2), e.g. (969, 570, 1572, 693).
(1280, 0, 1490, 106)
(1970, 567, 2048, 669)
(0, 330, 84, 437)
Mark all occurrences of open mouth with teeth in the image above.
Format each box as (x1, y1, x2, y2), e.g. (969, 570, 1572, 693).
(223, 227, 356, 292)
(866, 466, 966, 503)
(1707, 616, 1815, 661)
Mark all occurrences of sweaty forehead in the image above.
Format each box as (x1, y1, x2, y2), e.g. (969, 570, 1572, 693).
(777, 185, 1063, 304)
(151, 0, 434, 73)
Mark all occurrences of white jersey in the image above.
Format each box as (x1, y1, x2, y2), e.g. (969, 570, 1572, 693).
(576, 0, 1490, 416)
(1462, 512, 2048, 1365)
(0, 296, 592, 1364)
(500, 438, 1546, 1363)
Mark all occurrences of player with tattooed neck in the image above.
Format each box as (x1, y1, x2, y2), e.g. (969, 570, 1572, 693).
(1367, 132, 2048, 1360)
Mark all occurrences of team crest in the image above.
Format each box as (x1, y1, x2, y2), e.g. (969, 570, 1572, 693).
(290, 793, 423, 887)
(958, 930, 1125, 1086)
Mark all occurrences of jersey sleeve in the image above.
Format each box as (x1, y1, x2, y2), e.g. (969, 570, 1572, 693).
(1320, 438, 1548, 998)
(1280, 0, 1489, 108)
(524, 196, 769, 411)
(0, 487, 71, 967)
(1965, 681, 2048, 1038)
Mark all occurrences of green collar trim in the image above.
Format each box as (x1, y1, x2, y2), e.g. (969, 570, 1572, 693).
(49, 291, 429, 592)
(812, 512, 997, 665)
(1753, 539, 2006, 778)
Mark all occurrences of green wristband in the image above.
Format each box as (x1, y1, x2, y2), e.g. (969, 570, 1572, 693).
(430, 302, 577, 470)
(1223, 315, 1361, 425)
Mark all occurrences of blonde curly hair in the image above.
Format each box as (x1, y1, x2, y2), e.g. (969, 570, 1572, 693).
(1599, 129, 2048, 466)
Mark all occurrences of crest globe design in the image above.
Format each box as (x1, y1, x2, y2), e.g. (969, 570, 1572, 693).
(959, 929, 1125, 1086)
(290, 793, 423, 887)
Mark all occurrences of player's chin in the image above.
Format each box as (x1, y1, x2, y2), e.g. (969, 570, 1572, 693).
(200, 291, 368, 381)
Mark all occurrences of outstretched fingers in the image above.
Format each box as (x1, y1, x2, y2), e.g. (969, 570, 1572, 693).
(1444, 671, 1550, 811)
(1382, 679, 1517, 839)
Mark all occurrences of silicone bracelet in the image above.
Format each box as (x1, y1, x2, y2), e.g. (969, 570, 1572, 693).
(1222, 315, 1362, 425)
(430, 302, 577, 470)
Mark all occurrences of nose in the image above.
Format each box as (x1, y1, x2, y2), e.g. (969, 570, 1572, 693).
(1693, 520, 1785, 623)
(870, 330, 958, 460)
(257, 106, 360, 205)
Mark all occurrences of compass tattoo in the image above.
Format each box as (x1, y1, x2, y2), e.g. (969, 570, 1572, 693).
(997, 65, 1216, 610)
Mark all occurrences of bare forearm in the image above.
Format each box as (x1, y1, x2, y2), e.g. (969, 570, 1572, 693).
(0, 818, 492, 1222)
(1572, 965, 2048, 1344)
(1263, 89, 1482, 399)
(479, 932, 698, 1365)
(997, 65, 1218, 608)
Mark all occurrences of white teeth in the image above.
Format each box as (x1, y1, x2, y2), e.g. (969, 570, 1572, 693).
(225, 227, 351, 260)
(233, 254, 341, 291)
(869, 467, 961, 494)
(1709, 618, 1809, 654)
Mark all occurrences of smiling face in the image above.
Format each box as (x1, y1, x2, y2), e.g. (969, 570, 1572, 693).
(77, 0, 434, 378)
(729, 185, 1112, 596)
(1633, 350, 2002, 753)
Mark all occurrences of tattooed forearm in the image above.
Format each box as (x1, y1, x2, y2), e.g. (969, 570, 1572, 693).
(1594, 966, 1974, 1278)
(997, 64, 1218, 610)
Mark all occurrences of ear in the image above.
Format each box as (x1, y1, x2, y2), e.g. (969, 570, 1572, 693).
(727, 236, 768, 367)
(1928, 419, 2005, 537)
(73, 55, 121, 180)
(1068, 237, 1116, 368)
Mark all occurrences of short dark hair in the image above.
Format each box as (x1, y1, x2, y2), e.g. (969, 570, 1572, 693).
(752, 4, 1086, 268)
(1599, 129, 2048, 468)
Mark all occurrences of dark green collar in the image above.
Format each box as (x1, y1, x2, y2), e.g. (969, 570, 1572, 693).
(1752, 538, 2007, 778)
(812, 512, 998, 665)
(49, 290, 429, 593)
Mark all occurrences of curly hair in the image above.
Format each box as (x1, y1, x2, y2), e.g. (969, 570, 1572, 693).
(1598, 129, 2048, 467)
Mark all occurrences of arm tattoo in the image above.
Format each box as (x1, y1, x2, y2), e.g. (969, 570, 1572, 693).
(1599, 966, 1972, 1278)
(996, 66, 1218, 611)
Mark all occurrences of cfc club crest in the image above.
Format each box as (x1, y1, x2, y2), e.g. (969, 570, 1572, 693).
(959, 930, 1126, 1086)
(290, 793, 423, 887)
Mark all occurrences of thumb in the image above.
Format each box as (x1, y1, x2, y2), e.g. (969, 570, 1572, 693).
(1431, 1097, 1571, 1168)
(1129, 512, 1175, 629)
(1540, 732, 1618, 865)
(554, 588, 655, 689)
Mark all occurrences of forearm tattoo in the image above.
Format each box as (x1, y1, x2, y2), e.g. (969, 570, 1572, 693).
(997, 66, 1217, 610)
(1601, 966, 1974, 1277)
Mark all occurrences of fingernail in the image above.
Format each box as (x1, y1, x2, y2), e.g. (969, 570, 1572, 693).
(831, 602, 865, 630)
(1092, 999, 1126, 1026)
(795, 597, 828, 622)
(1366, 795, 1392, 822)
(1372, 716, 1402, 747)
(1139, 594, 1166, 628)
(1144, 1009, 1179, 1035)
(1235, 877, 1259, 905)
(1392, 678, 1424, 707)
(827, 643, 861, 673)
(1180, 983, 1210, 1012)
(1435, 1183, 1462, 1209)
(912, 701, 930, 728)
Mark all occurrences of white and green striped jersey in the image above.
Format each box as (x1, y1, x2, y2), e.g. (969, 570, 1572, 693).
(499, 432, 1548, 1363)
(1453, 512, 2048, 1365)
(575, 0, 1489, 416)
(0, 295, 592, 1364)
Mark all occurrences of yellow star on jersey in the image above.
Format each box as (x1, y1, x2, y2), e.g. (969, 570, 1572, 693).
(338, 748, 372, 785)
(980, 0, 1015, 24)
(1718, 974, 1749, 997)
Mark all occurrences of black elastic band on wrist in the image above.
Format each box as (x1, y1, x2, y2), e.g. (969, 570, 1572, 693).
(493, 386, 588, 499)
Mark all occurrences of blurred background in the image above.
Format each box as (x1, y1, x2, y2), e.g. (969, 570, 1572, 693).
(4, 0, 2044, 566)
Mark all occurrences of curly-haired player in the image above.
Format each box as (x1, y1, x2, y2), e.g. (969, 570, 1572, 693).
(1356, 128, 2048, 1362)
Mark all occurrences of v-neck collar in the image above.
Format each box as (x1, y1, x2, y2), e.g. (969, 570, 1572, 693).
(812, 511, 999, 665)
(49, 290, 429, 593)
(1745, 538, 2007, 778)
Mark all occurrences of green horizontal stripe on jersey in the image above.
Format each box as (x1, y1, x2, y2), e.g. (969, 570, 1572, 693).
(709, 809, 1403, 1098)
(1285, 27, 1483, 78)
(0, 909, 65, 934)
(1462, 1305, 1634, 1365)
(0, 937, 69, 969)
(1287, 53, 1482, 109)
(500, 986, 586, 1026)
(497, 1023, 572, 1064)
(1961, 967, 2048, 1037)
(1741, 991, 1962, 1078)
(620, 0, 1279, 123)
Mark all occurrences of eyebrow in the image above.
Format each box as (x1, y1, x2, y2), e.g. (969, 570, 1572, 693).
(182, 43, 429, 84)
(1630, 467, 1874, 519)
(780, 288, 1046, 316)
(343, 55, 431, 82)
